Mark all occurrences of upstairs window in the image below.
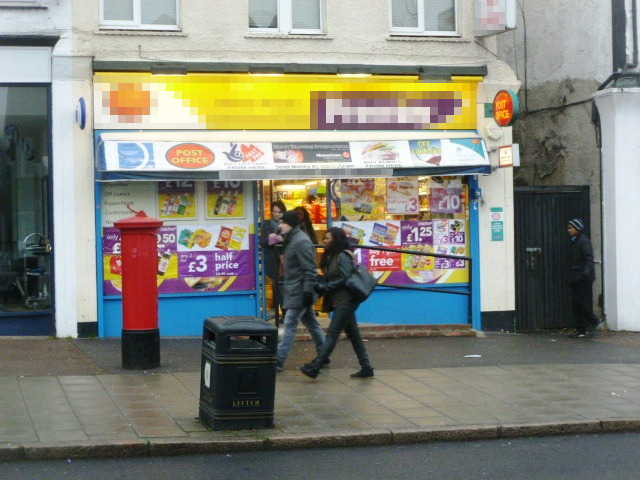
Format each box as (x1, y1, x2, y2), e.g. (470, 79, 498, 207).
(249, 0, 324, 34)
(100, 0, 179, 30)
(390, 0, 457, 35)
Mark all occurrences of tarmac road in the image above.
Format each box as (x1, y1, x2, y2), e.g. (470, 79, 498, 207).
(2, 432, 640, 480)
(2, 330, 640, 376)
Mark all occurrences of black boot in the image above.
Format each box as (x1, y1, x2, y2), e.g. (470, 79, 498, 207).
(300, 362, 320, 379)
(350, 367, 374, 378)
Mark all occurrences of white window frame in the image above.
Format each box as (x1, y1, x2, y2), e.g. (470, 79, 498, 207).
(389, 0, 459, 37)
(249, 0, 325, 35)
(100, 0, 180, 31)
(0, 0, 45, 6)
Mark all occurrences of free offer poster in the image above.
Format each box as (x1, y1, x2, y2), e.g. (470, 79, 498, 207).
(334, 219, 469, 285)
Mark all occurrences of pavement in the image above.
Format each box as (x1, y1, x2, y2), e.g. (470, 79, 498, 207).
(2, 330, 640, 461)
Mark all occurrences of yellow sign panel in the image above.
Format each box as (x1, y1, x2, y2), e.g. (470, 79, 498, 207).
(94, 73, 479, 130)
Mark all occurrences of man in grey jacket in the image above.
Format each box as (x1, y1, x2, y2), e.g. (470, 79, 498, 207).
(275, 211, 326, 371)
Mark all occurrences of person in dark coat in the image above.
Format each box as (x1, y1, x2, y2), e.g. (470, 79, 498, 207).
(260, 200, 286, 317)
(293, 206, 318, 244)
(567, 218, 599, 337)
(275, 211, 325, 371)
(300, 226, 374, 379)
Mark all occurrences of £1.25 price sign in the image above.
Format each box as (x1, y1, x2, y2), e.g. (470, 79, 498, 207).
(401, 220, 433, 246)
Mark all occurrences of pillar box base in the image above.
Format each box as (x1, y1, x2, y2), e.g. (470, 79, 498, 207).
(122, 329, 160, 370)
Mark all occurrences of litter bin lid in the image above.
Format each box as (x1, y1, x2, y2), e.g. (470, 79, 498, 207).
(204, 316, 277, 335)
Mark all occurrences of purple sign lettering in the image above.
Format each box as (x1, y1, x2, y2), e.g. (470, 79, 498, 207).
(178, 250, 252, 277)
(102, 227, 121, 255)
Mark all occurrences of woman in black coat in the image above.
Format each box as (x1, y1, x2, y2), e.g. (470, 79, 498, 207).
(300, 226, 374, 379)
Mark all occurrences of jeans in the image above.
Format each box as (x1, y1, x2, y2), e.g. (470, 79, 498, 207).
(311, 302, 371, 370)
(276, 306, 325, 366)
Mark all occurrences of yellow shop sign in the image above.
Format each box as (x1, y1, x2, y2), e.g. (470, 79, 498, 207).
(94, 73, 479, 131)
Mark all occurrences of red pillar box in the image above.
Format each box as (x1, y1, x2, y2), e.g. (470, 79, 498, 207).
(114, 211, 163, 370)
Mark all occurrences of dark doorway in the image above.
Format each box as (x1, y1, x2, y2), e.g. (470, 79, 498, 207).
(514, 186, 590, 331)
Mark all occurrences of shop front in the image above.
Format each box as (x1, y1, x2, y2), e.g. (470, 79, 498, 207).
(93, 70, 493, 337)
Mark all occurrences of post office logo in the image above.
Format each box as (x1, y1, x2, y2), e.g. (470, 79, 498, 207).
(166, 143, 215, 169)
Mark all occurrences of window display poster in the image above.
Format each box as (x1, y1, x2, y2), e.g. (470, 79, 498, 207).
(102, 222, 255, 296)
(206, 181, 244, 218)
(386, 177, 419, 214)
(336, 179, 380, 221)
(430, 187, 463, 214)
(334, 219, 468, 285)
(102, 182, 156, 227)
(158, 181, 197, 219)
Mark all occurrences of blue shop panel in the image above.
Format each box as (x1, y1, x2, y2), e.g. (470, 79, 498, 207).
(102, 293, 258, 337)
(356, 287, 470, 325)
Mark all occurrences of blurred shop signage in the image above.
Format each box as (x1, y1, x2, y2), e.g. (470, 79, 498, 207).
(475, 0, 517, 36)
(493, 90, 515, 127)
(99, 137, 490, 173)
(166, 143, 214, 169)
(94, 73, 480, 131)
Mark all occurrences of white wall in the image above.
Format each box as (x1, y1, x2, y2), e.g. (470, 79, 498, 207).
(594, 88, 640, 331)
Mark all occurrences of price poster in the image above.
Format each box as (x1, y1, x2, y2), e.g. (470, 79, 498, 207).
(386, 177, 419, 214)
(206, 181, 245, 219)
(102, 222, 255, 295)
(430, 187, 463, 214)
(334, 218, 468, 285)
(158, 181, 197, 219)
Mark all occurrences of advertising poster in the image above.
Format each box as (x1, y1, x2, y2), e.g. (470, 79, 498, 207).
(409, 139, 442, 166)
(101, 182, 156, 227)
(158, 181, 197, 219)
(272, 142, 351, 168)
(219, 142, 272, 170)
(430, 187, 463, 214)
(102, 222, 255, 295)
(334, 219, 468, 285)
(349, 141, 412, 169)
(206, 181, 245, 218)
(386, 177, 419, 214)
(335, 179, 387, 221)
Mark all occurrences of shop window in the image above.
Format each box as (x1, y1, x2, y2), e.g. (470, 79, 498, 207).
(249, 0, 324, 34)
(390, 0, 458, 36)
(100, 0, 179, 30)
(332, 177, 469, 285)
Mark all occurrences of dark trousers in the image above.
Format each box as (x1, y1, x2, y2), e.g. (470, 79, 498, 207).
(571, 280, 598, 333)
(312, 302, 371, 370)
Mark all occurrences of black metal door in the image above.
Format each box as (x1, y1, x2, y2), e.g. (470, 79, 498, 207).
(514, 186, 590, 331)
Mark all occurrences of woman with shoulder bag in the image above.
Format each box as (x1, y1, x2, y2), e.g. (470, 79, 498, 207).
(300, 227, 374, 379)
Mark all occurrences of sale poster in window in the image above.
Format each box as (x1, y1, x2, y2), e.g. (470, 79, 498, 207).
(158, 181, 197, 219)
(386, 177, 419, 215)
(334, 219, 468, 285)
(430, 187, 463, 214)
(102, 222, 256, 295)
(206, 181, 245, 218)
(335, 179, 384, 221)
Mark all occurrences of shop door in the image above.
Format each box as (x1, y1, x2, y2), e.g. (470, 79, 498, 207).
(0, 86, 54, 335)
(514, 186, 590, 331)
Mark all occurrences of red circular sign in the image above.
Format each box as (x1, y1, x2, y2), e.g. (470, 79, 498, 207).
(493, 90, 514, 127)
(166, 143, 215, 169)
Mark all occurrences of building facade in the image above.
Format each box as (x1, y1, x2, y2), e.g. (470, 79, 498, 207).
(1, 0, 519, 337)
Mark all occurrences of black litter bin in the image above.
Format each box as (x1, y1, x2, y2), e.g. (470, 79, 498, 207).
(199, 316, 277, 430)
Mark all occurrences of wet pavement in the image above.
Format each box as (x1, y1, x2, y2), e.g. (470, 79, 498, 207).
(1, 331, 640, 460)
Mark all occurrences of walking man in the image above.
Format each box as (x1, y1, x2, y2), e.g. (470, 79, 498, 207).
(567, 218, 599, 337)
(275, 211, 325, 371)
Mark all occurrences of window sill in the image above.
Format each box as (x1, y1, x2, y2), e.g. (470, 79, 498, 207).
(386, 35, 469, 43)
(0, 3, 47, 8)
(244, 32, 333, 40)
(95, 29, 187, 37)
